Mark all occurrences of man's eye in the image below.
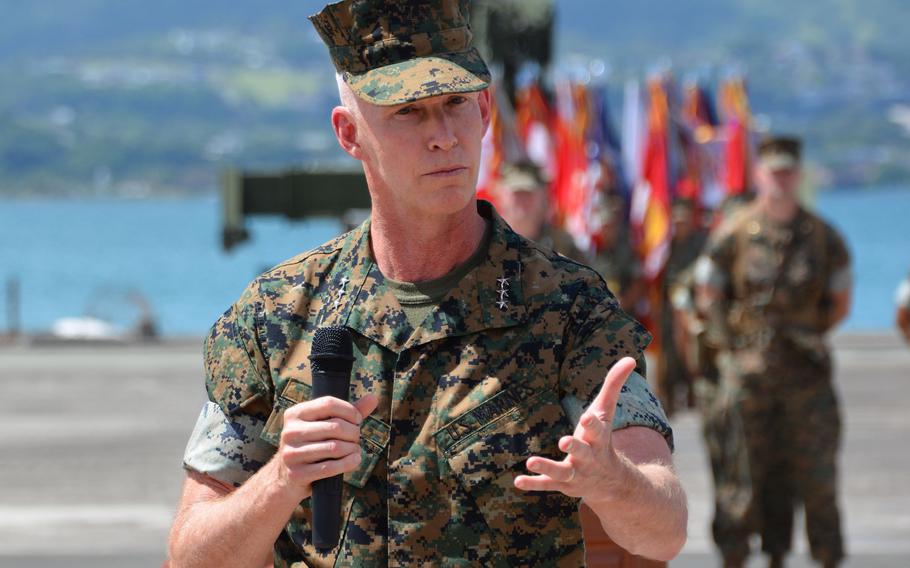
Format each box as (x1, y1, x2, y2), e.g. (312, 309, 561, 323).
(449, 96, 467, 105)
(395, 106, 416, 116)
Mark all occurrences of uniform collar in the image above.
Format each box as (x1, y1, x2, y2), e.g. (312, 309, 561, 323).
(319, 200, 528, 353)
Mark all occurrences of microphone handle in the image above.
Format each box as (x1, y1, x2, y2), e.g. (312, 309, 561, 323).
(310, 369, 351, 551)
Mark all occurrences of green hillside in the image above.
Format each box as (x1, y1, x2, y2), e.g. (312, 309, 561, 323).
(1, 0, 908, 197)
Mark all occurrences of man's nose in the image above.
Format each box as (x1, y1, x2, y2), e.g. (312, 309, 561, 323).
(426, 111, 458, 151)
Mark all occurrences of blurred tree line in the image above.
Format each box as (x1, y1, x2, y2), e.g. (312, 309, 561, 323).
(1, 0, 908, 197)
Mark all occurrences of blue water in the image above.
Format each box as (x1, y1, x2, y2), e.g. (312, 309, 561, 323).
(0, 197, 343, 336)
(815, 187, 910, 331)
(1, 188, 908, 335)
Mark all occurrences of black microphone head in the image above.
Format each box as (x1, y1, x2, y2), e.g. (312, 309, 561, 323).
(309, 326, 354, 373)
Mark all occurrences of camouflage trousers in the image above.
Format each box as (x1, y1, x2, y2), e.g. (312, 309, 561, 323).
(726, 348, 845, 565)
(694, 372, 753, 564)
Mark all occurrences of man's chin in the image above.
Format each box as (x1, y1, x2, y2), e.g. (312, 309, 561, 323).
(419, 186, 477, 215)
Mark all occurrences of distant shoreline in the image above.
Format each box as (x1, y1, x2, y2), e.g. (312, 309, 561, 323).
(1, 184, 908, 203)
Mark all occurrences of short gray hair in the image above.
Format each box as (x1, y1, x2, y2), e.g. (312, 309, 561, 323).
(336, 72, 358, 110)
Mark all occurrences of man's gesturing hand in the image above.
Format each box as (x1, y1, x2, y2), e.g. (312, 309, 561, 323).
(276, 393, 379, 497)
(514, 356, 636, 503)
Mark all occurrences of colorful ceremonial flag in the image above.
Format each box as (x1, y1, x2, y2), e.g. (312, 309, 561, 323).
(475, 97, 501, 204)
(476, 85, 525, 205)
(682, 82, 725, 209)
(630, 78, 673, 280)
(514, 81, 557, 187)
(550, 81, 589, 235)
(719, 78, 753, 196)
(622, 79, 647, 212)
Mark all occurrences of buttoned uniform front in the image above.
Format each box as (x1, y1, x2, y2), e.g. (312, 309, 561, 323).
(698, 202, 851, 565)
(186, 202, 671, 567)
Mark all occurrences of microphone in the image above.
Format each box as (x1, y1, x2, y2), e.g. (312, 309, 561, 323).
(308, 326, 355, 551)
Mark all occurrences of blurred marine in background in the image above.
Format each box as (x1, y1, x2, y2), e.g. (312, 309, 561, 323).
(695, 136, 852, 568)
(494, 160, 586, 262)
(659, 197, 708, 415)
(589, 193, 645, 315)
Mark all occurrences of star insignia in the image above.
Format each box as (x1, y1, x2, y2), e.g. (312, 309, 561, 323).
(496, 299, 509, 310)
(496, 277, 509, 288)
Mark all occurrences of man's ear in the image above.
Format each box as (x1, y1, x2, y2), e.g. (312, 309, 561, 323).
(478, 88, 492, 137)
(332, 106, 362, 160)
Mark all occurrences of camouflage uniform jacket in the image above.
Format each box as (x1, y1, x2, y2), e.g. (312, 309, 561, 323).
(702, 203, 851, 375)
(190, 201, 672, 567)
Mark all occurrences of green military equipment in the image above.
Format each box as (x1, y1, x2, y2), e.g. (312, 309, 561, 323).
(220, 169, 371, 252)
(471, 0, 554, 101)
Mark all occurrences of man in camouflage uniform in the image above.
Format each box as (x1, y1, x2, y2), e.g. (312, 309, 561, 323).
(896, 272, 910, 344)
(658, 198, 709, 415)
(167, 1, 687, 566)
(494, 160, 587, 262)
(695, 136, 852, 568)
(589, 193, 644, 313)
(673, 264, 753, 568)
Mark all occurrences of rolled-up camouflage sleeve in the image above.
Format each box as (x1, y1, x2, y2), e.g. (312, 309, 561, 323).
(182, 279, 276, 486)
(559, 278, 674, 451)
(183, 402, 274, 487)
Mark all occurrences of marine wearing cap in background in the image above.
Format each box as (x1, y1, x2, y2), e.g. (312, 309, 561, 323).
(589, 192, 644, 312)
(495, 160, 587, 262)
(658, 197, 709, 416)
(694, 134, 851, 567)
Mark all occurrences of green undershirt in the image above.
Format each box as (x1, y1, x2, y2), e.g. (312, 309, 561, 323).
(384, 220, 492, 329)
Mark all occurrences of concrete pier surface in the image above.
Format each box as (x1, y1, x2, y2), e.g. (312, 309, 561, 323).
(1, 332, 908, 567)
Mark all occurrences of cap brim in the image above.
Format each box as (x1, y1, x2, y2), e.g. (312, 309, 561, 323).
(343, 48, 491, 106)
(760, 153, 799, 172)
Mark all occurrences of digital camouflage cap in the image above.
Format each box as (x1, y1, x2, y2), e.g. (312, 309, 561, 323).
(309, 0, 491, 105)
(758, 135, 802, 172)
(498, 160, 547, 193)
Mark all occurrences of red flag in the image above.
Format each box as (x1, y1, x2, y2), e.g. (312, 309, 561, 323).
(476, 87, 504, 206)
(514, 82, 556, 181)
(719, 78, 752, 196)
